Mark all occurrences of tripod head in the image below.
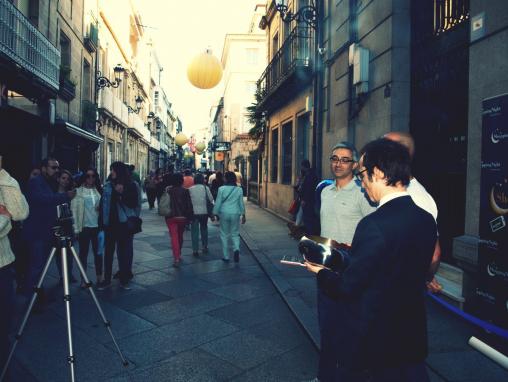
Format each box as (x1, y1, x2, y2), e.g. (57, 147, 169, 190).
(52, 203, 75, 245)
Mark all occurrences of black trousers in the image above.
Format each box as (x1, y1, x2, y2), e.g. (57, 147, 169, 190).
(146, 188, 157, 209)
(0, 265, 14, 376)
(78, 227, 102, 277)
(104, 225, 133, 284)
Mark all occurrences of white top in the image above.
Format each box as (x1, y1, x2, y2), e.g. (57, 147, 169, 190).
(189, 184, 214, 215)
(406, 178, 438, 221)
(320, 179, 376, 244)
(82, 187, 100, 228)
(378, 191, 409, 208)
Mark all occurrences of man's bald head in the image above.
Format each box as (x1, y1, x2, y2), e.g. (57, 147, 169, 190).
(384, 131, 415, 159)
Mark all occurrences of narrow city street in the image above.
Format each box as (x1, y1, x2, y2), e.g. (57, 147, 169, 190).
(8, 203, 318, 382)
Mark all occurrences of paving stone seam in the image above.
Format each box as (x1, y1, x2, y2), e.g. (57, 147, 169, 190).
(240, 225, 320, 351)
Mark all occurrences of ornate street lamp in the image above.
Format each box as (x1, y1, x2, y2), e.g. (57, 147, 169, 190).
(96, 64, 125, 89)
(127, 95, 143, 114)
(274, 0, 317, 29)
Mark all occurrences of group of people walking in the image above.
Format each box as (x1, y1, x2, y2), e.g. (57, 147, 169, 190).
(154, 169, 246, 267)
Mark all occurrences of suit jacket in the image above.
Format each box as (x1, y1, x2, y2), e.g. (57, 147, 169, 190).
(317, 195, 437, 371)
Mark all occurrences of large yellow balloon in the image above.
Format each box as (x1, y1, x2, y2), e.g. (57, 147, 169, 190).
(187, 50, 223, 89)
(195, 142, 206, 152)
(175, 133, 188, 147)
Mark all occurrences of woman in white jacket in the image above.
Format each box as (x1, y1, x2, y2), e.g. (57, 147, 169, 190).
(71, 168, 103, 287)
(188, 173, 214, 256)
(0, 164, 29, 373)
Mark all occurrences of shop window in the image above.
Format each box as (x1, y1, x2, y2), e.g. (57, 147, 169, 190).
(271, 128, 278, 182)
(282, 121, 293, 184)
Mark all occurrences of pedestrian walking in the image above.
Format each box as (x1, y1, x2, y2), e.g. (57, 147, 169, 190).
(213, 171, 245, 262)
(71, 168, 103, 287)
(144, 170, 158, 210)
(189, 173, 214, 256)
(183, 169, 194, 189)
(210, 171, 224, 200)
(164, 173, 193, 267)
(299, 160, 320, 235)
(0, 163, 29, 375)
(97, 162, 140, 290)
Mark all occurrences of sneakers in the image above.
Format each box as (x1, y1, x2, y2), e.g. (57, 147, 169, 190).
(172, 260, 181, 268)
(233, 250, 240, 263)
(96, 281, 111, 290)
(120, 283, 132, 290)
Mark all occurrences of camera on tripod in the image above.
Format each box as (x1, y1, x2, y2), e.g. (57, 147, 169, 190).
(53, 203, 75, 238)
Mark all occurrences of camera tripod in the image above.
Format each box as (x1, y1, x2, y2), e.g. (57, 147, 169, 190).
(1, 233, 129, 382)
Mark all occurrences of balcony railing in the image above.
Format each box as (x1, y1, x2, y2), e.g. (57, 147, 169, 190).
(257, 25, 313, 103)
(0, 0, 60, 90)
(84, 22, 98, 52)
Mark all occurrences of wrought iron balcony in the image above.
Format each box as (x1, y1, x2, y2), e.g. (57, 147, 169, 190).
(257, 25, 313, 110)
(0, 0, 60, 91)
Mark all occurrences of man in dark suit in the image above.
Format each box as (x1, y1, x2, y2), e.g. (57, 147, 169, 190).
(305, 138, 437, 381)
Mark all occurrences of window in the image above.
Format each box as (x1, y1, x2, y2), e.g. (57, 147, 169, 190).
(82, 60, 91, 101)
(246, 48, 259, 65)
(245, 81, 256, 96)
(282, 121, 293, 184)
(116, 143, 122, 161)
(59, 32, 71, 68)
(154, 91, 159, 108)
(271, 128, 278, 182)
(296, 114, 310, 174)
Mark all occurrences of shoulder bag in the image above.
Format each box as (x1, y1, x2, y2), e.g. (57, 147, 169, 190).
(158, 190, 172, 216)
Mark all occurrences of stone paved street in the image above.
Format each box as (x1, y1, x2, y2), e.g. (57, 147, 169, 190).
(7, 205, 318, 381)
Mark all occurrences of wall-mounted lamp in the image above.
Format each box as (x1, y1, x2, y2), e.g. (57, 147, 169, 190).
(96, 64, 125, 89)
(275, 0, 317, 29)
(127, 95, 143, 114)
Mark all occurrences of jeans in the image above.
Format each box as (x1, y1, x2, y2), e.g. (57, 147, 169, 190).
(191, 215, 208, 252)
(0, 264, 14, 375)
(104, 225, 133, 284)
(166, 217, 187, 262)
(78, 227, 102, 279)
(219, 213, 240, 260)
(24, 240, 52, 296)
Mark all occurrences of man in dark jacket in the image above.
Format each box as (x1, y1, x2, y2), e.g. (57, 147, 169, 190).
(23, 157, 76, 299)
(299, 160, 320, 235)
(306, 139, 437, 381)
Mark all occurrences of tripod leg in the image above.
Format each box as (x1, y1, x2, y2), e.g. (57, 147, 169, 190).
(69, 245, 129, 367)
(1, 248, 57, 382)
(61, 246, 76, 382)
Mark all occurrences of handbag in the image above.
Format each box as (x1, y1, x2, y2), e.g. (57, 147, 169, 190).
(126, 216, 142, 235)
(204, 185, 214, 217)
(158, 190, 172, 216)
(288, 198, 299, 215)
(119, 203, 142, 234)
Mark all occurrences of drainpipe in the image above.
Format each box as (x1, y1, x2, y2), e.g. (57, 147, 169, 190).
(312, 0, 324, 178)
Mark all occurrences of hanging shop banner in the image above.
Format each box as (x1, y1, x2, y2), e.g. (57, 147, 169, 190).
(474, 93, 508, 328)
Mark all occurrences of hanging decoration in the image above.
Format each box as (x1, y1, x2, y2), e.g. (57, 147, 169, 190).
(187, 49, 223, 89)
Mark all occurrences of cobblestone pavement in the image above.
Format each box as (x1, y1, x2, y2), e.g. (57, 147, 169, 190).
(7, 205, 318, 381)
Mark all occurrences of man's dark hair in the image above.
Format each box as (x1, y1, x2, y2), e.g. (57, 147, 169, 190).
(184, 169, 192, 176)
(301, 159, 311, 169)
(172, 172, 184, 187)
(224, 171, 237, 185)
(41, 157, 58, 168)
(129, 164, 135, 172)
(360, 138, 411, 187)
(194, 173, 205, 185)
